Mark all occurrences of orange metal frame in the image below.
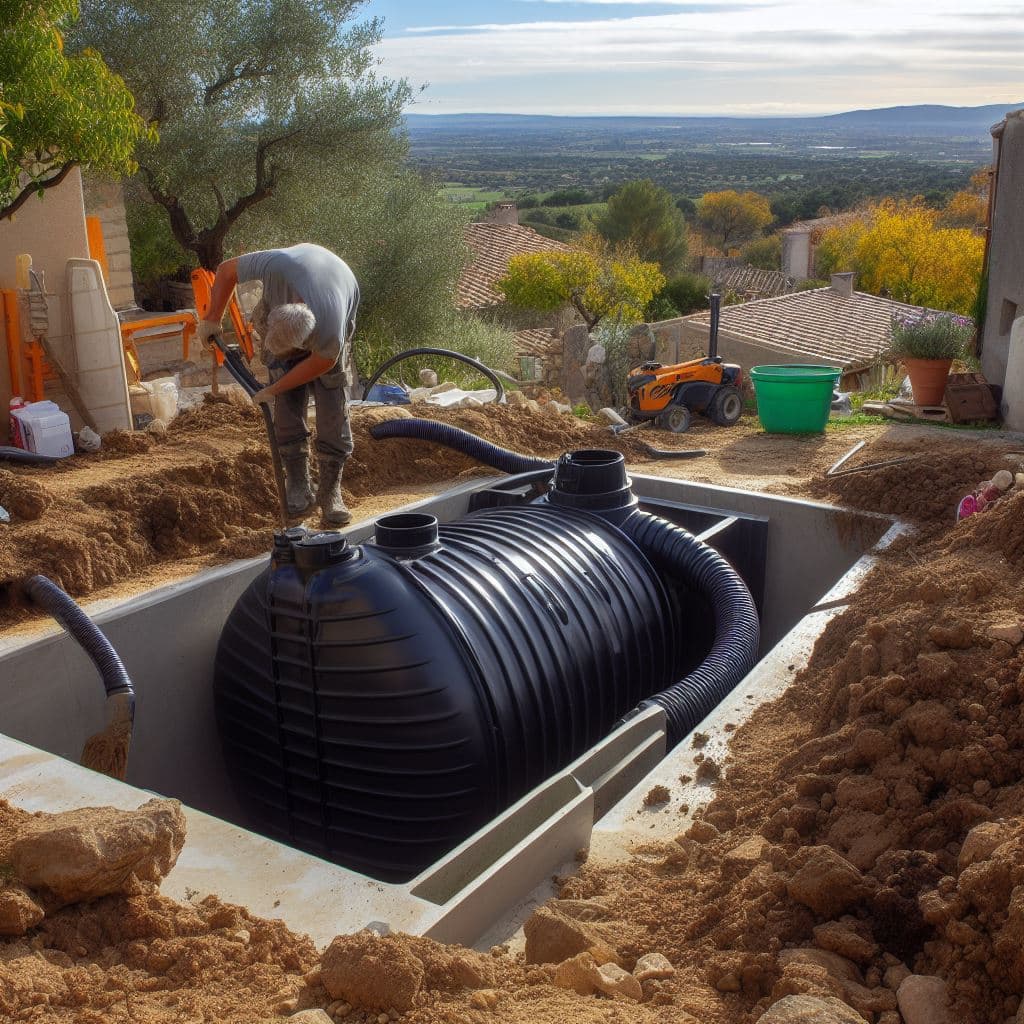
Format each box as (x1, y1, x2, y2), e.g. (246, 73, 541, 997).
(190, 268, 255, 362)
(4, 271, 255, 403)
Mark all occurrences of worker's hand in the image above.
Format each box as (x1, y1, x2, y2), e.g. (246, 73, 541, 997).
(250, 386, 274, 406)
(195, 319, 222, 352)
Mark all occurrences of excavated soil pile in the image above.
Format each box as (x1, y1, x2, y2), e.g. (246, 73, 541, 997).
(0, 398, 647, 623)
(817, 437, 1019, 526)
(7, 429, 1024, 1022)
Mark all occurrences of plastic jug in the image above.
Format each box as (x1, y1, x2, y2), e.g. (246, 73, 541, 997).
(11, 401, 74, 458)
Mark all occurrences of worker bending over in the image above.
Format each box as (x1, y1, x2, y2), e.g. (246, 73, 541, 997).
(196, 243, 360, 526)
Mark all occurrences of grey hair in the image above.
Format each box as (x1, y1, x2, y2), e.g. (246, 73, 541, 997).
(263, 303, 316, 357)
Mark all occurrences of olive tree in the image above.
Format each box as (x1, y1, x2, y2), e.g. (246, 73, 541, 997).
(71, 0, 411, 268)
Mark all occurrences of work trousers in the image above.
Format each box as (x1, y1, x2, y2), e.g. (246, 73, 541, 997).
(269, 359, 354, 461)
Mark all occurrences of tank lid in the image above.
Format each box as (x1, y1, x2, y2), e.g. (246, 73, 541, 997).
(553, 449, 627, 495)
(272, 526, 308, 563)
(373, 512, 439, 556)
(545, 449, 637, 523)
(292, 531, 353, 570)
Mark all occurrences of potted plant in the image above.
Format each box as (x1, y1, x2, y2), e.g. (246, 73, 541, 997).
(888, 309, 973, 407)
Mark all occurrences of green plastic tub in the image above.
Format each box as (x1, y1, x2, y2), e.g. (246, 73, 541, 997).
(750, 364, 842, 434)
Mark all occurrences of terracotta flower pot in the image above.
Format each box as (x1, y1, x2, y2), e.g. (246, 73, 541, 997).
(902, 357, 953, 407)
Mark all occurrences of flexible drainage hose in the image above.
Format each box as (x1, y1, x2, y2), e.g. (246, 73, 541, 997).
(370, 419, 760, 744)
(362, 347, 506, 403)
(23, 575, 134, 698)
(23, 575, 136, 779)
(0, 446, 63, 465)
(369, 418, 553, 474)
(620, 510, 759, 743)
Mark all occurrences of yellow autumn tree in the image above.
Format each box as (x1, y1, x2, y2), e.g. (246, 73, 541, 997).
(816, 199, 983, 314)
(940, 167, 989, 230)
(695, 190, 773, 253)
(497, 243, 665, 329)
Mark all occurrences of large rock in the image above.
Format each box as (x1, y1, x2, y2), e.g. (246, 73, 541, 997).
(321, 933, 424, 1012)
(0, 884, 45, 935)
(897, 974, 954, 1024)
(10, 798, 185, 907)
(759, 994, 867, 1023)
(561, 325, 592, 406)
(552, 953, 641, 1001)
(786, 846, 869, 917)
(523, 905, 619, 966)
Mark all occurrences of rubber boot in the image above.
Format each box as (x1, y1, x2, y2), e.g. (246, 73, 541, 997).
(281, 450, 315, 516)
(317, 456, 351, 526)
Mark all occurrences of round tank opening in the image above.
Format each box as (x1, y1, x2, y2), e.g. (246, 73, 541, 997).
(374, 512, 440, 550)
(553, 449, 629, 499)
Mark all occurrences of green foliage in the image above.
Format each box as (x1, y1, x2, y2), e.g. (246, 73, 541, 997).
(888, 310, 973, 360)
(358, 314, 516, 391)
(72, 0, 410, 267)
(660, 273, 712, 316)
(0, 0, 150, 219)
(741, 234, 782, 271)
(695, 190, 773, 252)
(675, 196, 696, 221)
(592, 318, 635, 408)
(593, 180, 688, 274)
(125, 194, 192, 284)
(644, 292, 680, 322)
(242, 166, 476, 371)
(498, 247, 665, 330)
(542, 188, 591, 207)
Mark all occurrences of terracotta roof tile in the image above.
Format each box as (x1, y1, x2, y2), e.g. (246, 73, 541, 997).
(457, 223, 572, 310)
(685, 288, 965, 372)
(514, 327, 557, 358)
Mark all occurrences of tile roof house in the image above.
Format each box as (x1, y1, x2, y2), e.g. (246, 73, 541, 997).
(679, 273, 951, 388)
(457, 218, 573, 370)
(457, 222, 572, 311)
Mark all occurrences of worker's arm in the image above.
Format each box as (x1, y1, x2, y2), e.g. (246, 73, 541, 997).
(195, 258, 240, 346)
(251, 353, 336, 404)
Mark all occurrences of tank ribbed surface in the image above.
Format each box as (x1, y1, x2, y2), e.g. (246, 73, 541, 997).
(214, 505, 679, 881)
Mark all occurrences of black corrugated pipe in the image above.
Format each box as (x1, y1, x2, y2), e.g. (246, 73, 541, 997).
(362, 347, 506, 403)
(620, 510, 759, 744)
(369, 421, 760, 745)
(23, 575, 134, 698)
(1, 446, 62, 464)
(23, 575, 136, 779)
(369, 418, 552, 474)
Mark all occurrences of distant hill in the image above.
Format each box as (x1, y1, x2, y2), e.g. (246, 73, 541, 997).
(405, 102, 1023, 138)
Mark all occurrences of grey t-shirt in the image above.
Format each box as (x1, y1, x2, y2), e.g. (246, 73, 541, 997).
(237, 243, 360, 365)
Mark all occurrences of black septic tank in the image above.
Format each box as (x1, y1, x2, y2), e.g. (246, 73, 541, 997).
(213, 450, 758, 881)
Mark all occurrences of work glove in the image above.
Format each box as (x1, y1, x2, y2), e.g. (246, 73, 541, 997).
(250, 386, 274, 406)
(195, 319, 223, 352)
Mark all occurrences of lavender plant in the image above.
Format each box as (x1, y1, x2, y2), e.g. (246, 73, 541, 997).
(888, 309, 973, 361)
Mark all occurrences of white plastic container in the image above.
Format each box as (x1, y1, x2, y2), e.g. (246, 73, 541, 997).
(66, 257, 133, 433)
(128, 376, 179, 426)
(12, 401, 74, 458)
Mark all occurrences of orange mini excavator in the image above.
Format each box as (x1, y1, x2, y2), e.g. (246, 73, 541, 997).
(626, 293, 743, 433)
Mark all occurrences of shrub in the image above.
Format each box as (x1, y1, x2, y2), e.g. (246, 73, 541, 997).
(888, 310, 973, 361)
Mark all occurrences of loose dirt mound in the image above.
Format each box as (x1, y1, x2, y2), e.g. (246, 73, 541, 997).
(0, 398, 651, 624)
(815, 437, 1017, 526)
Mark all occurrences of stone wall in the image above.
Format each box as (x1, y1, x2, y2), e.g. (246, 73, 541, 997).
(81, 175, 136, 311)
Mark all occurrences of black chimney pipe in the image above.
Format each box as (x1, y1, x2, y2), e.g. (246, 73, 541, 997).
(708, 293, 721, 361)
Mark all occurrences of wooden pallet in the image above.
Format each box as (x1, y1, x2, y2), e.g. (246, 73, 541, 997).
(862, 400, 951, 423)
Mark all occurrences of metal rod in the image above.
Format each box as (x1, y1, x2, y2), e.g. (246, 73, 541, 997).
(708, 292, 721, 361)
(826, 440, 867, 477)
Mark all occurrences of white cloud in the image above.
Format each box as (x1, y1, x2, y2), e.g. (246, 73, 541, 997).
(380, 2, 1024, 115)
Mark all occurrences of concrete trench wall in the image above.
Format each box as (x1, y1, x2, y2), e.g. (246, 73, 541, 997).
(0, 473, 896, 947)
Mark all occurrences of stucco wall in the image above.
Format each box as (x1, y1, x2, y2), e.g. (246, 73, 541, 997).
(981, 110, 1024, 402)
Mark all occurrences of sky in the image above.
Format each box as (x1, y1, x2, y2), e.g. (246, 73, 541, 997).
(358, 0, 1024, 117)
